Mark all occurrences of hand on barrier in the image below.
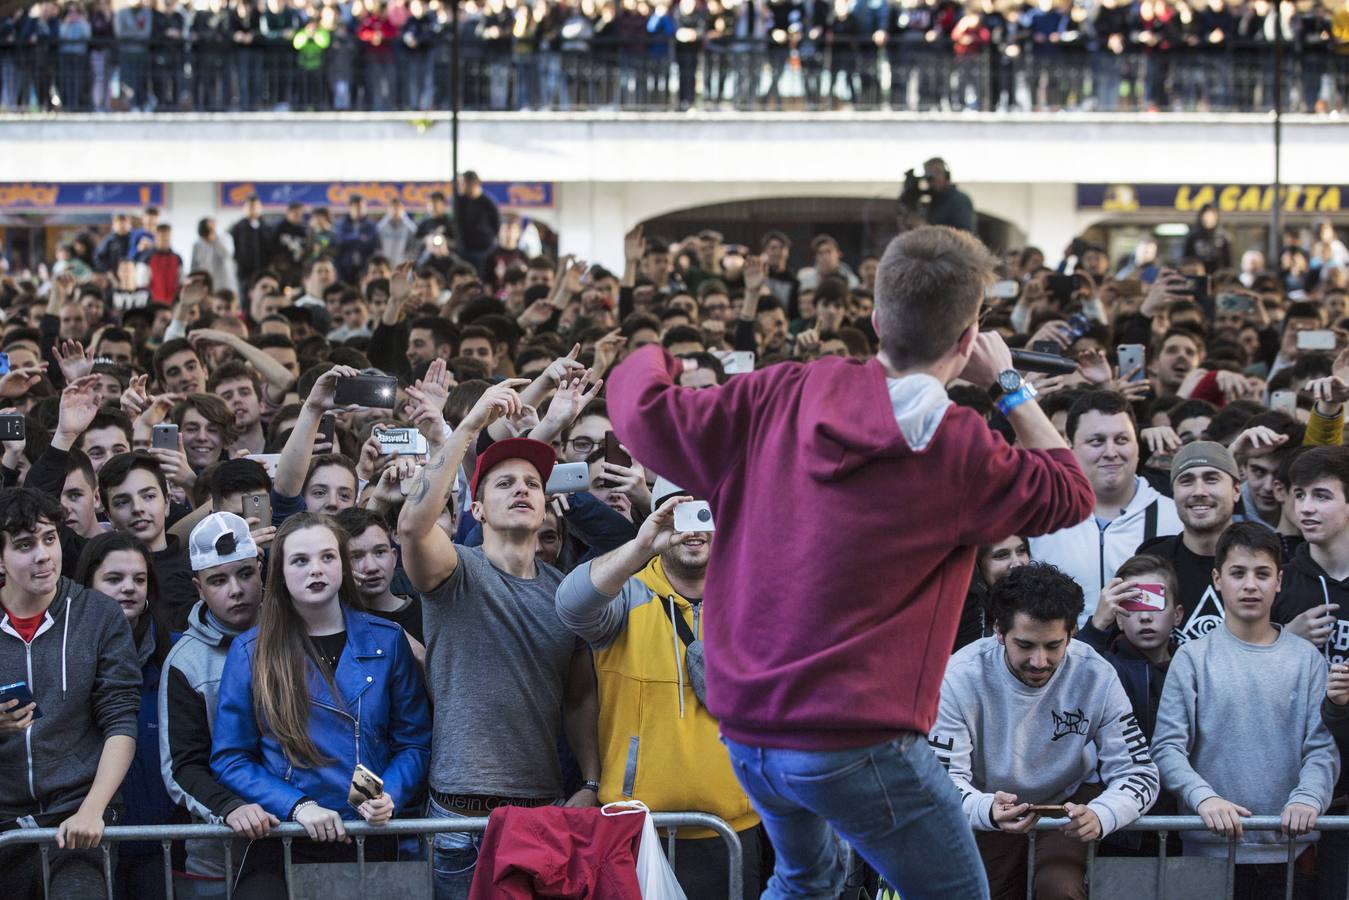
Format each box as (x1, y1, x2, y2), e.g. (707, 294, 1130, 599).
(1282, 802, 1319, 838)
(226, 803, 280, 839)
(1197, 796, 1252, 839)
(295, 804, 350, 843)
(56, 806, 105, 850)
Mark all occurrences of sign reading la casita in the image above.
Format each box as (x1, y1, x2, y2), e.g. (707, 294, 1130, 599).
(1078, 183, 1346, 215)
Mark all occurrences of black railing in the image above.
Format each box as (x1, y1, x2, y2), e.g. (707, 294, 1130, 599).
(1, 35, 1347, 114)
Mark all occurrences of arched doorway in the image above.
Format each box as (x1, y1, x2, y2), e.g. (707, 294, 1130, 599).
(641, 195, 1019, 264)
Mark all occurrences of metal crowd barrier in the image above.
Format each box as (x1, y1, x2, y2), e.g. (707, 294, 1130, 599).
(0, 811, 743, 900)
(1026, 814, 1347, 900)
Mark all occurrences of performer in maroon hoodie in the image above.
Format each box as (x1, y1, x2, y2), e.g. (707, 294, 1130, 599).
(608, 225, 1093, 899)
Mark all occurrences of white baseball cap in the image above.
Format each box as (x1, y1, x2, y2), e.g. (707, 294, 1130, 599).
(189, 512, 259, 572)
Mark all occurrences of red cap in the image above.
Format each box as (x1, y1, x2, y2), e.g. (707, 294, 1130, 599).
(469, 438, 557, 500)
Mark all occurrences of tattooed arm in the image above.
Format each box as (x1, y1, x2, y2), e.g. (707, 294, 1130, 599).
(398, 370, 530, 593)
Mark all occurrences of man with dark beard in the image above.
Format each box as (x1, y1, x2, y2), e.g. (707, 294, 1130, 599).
(1138, 442, 1241, 645)
(556, 479, 761, 900)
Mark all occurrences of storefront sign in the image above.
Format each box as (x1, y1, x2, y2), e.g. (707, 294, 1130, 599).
(1078, 183, 1345, 215)
(219, 181, 554, 210)
(0, 183, 165, 211)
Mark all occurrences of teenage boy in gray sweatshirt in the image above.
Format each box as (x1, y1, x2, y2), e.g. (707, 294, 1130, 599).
(1153, 522, 1339, 900)
(929, 563, 1159, 900)
(0, 488, 140, 900)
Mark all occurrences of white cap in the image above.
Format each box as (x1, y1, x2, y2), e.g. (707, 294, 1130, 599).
(189, 512, 259, 572)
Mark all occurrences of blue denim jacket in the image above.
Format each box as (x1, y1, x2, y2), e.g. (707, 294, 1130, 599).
(211, 607, 431, 821)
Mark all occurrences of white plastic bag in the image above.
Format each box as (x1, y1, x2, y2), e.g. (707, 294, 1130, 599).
(601, 801, 688, 900)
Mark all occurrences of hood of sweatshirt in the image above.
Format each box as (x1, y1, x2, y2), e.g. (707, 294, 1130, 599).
(803, 358, 953, 482)
(182, 599, 232, 649)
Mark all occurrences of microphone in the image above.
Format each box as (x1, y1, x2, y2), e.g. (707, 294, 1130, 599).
(1010, 349, 1078, 375)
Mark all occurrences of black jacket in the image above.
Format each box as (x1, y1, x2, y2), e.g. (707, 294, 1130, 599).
(1273, 541, 1349, 667)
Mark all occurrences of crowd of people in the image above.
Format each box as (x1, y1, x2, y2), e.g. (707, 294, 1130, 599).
(6, 165, 1349, 900)
(3, 0, 1349, 113)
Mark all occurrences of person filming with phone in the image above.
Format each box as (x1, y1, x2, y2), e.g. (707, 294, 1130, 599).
(606, 225, 1094, 898)
(929, 563, 1159, 900)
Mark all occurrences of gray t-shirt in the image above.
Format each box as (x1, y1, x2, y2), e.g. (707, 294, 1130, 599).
(422, 544, 580, 797)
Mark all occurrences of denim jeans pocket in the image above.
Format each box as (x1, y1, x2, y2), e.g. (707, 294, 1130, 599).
(782, 751, 897, 841)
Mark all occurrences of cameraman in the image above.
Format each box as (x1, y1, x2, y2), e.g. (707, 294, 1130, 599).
(899, 158, 977, 234)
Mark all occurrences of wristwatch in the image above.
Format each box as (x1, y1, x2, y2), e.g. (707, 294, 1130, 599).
(582, 780, 601, 793)
(988, 369, 1024, 401)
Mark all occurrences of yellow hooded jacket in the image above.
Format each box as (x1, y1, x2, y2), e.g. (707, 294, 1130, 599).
(589, 557, 758, 838)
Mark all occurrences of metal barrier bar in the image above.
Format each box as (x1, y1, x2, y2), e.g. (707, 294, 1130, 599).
(1018, 815, 1349, 900)
(0, 812, 743, 900)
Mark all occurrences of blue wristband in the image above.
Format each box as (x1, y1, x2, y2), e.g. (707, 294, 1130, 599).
(995, 383, 1038, 417)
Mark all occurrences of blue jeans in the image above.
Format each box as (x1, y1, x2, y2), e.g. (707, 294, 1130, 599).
(428, 796, 484, 900)
(724, 733, 989, 900)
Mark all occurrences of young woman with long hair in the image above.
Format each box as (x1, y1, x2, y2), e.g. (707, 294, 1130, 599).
(74, 532, 175, 900)
(210, 512, 431, 899)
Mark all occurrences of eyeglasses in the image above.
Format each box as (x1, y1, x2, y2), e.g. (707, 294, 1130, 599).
(565, 437, 599, 454)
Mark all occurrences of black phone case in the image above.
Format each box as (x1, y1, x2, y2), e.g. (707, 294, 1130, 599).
(335, 376, 397, 408)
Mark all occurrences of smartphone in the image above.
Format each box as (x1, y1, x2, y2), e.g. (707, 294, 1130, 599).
(151, 423, 179, 450)
(1047, 274, 1077, 303)
(0, 352, 9, 375)
(348, 763, 384, 811)
(1030, 340, 1062, 357)
(1182, 274, 1212, 301)
(1216, 293, 1256, 316)
(1120, 582, 1167, 613)
(334, 374, 398, 408)
(1063, 312, 1093, 343)
(1026, 805, 1068, 816)
(1271, 390, 1298, 416)
(1298, 330, 1337, 351)
(0, 680, 42, 720)
(604, 431, 631, 469)
(248, 453, 281, 477)
(316, 413, 335, 448)
(1114, 280, 1145, 299)
(673, 500, 716, 533)
(989, 279, 1019, 300)
(1116, 344, 1146, 383)
(545, 461, 589, 495)
(242, 492, 271, 526)
(723, 350, 755, 375)
(376, 427, 428, 456)
(0, 414, 24, 441)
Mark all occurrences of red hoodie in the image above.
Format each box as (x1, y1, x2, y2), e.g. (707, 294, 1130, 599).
(607, 347, 1093, 750)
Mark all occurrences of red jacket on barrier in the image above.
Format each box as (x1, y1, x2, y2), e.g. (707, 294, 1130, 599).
(468, 805, 645, 899)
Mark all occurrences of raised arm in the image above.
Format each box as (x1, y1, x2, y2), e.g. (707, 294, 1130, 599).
(188, 329, 297, 401)
(273, 365, 361, 497)
(398, 363, 528, 592)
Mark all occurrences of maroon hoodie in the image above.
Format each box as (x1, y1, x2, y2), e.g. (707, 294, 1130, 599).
(608, 347, 1093, 750)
